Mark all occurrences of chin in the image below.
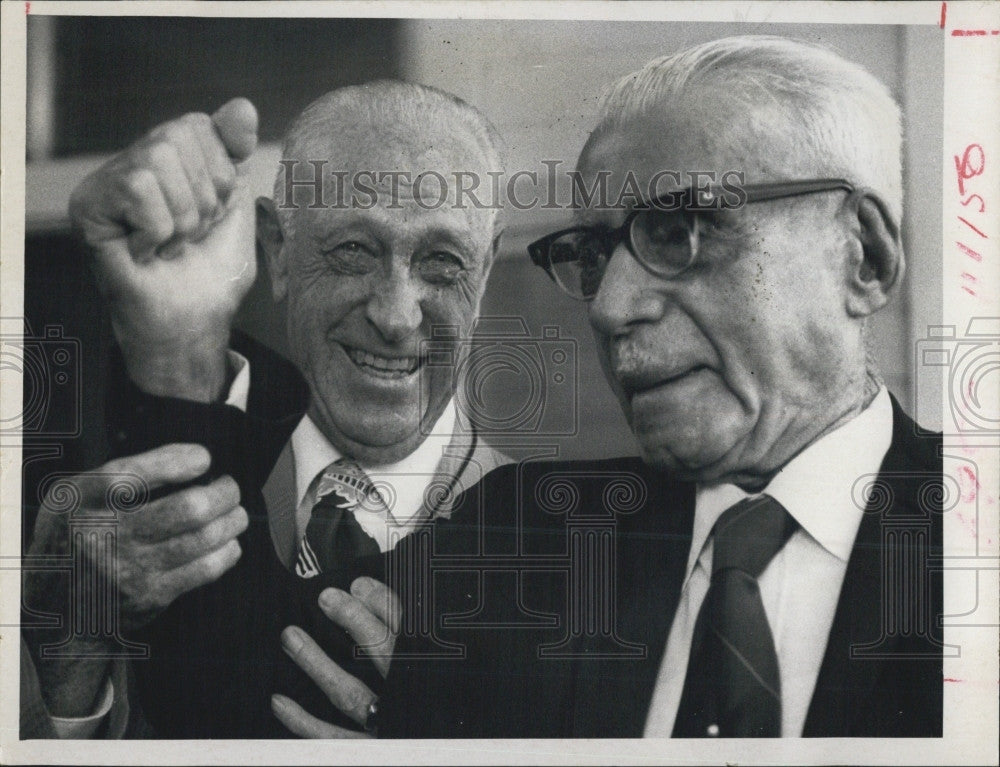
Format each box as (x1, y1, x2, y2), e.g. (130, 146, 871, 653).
(637, 444, 711, 481)
(628, 388, 755, 474)
(350, 436, 426, 466)
(353, 416, 420, 447)
(632, 422, 747, 483)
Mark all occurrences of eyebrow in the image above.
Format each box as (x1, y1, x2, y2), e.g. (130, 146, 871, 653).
(572, 206, 624, 228)
(308, 214, 481, 257)
(418, 226, 480, 260)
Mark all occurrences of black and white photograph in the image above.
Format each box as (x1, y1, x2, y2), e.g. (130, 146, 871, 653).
(1, 2, 997, 764)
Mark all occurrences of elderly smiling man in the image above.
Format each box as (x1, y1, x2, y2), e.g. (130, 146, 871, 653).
(21, 81, 507, 738)
(359, 36, 942, 739)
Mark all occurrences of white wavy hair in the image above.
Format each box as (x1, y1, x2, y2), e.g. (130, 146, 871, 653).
(589, 35, 903, 224)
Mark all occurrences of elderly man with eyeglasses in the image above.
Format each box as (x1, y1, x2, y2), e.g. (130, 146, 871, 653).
(254, 35, 944, 739)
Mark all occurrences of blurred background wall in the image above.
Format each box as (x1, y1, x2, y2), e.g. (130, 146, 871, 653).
(21, 17, 943, 497)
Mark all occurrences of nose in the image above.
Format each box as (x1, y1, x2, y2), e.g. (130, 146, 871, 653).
(365, 266, 424, 344)
(588, 241, 667, 338)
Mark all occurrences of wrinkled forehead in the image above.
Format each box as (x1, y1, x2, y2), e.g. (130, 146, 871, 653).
(302, 119, 496, 194)
(282, 118, 501, 241)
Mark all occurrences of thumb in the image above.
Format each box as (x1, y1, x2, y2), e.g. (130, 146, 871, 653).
(211, 97, 258, 162)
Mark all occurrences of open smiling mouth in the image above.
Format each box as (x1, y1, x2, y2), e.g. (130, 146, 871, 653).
(345, 346, 422, 379)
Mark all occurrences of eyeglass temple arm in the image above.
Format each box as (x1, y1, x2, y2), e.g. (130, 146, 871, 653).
(742, 178, 856, 204)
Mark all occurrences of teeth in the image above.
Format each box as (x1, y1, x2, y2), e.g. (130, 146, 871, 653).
(346, 347, 419, 377)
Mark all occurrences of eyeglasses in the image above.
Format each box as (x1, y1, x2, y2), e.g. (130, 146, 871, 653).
(527, 178, 856, 301)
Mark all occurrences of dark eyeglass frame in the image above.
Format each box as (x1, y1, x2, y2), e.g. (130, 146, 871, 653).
(528, 178, 857, 300)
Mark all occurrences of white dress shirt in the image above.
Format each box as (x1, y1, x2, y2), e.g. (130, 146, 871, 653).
(643, 387, 894, 737)
(232, 349, 462, 551)
(290, 401, 458, 553)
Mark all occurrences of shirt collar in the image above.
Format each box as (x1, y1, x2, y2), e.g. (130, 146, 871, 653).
(689, 387, 894, 579)
(290, 398, 458, 524)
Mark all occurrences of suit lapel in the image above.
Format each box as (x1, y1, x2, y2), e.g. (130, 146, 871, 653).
(419, 429, 510, 520)
(570, 471, 695, 736)
(803, 490, 886, 735)
(263, 438, 299, 569)
(803, 395, 940, 736)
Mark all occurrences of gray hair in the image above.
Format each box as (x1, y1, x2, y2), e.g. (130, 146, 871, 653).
(273, 79, 506, 239)
(589, 35, 903, 223)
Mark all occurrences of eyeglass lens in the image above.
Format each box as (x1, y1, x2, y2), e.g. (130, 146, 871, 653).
(546, 209, 695, 299)
(630, 208, 696, 275)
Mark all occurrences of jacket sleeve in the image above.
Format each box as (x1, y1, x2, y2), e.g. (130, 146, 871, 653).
(20, 335, 304, 739)
(104, 332, 307, 490)
(19, 639, 134, 739)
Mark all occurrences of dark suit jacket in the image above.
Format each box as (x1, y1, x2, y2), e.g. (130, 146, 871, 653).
(381, 395, 943, 737)
(21, 332, 504, 738)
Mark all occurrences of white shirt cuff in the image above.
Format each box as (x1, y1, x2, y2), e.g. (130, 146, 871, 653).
(225, 349, 250, 412)
(49, 677, 114, 739)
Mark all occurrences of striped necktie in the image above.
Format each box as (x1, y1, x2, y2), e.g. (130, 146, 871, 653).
(294, 458, 388, 579)
(672, 495, 797, 737)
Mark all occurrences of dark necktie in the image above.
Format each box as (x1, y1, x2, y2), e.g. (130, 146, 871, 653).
(294, 458, 386, 580)
(278, 459, 389, 734)
(672, 495, 797, 738)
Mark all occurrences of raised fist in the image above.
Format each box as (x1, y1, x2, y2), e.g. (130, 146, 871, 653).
(70, 98, 260, 400)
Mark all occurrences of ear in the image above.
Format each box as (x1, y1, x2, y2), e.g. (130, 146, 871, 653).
(256, 197, 288, 302)
(843, 191, 905, 318)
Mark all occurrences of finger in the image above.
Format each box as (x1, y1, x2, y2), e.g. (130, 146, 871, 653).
(270, 694, 369, 739)
(106, 443, 212, 487)
(150, 504, 248, 569)
(163, 119, 220, 224)
(141, 141, 200, 242)
(350, 577, 401, 635)
(319, 588, 394, 678)
(159, 537, 242, 600)
(188, 113, 238, 207)
(59, 444, 212, 508)
(280, 625, 375, 726)
(137, 474, 241, 542)
(104, 167, 176, 258)
(211, 97, 258, 163)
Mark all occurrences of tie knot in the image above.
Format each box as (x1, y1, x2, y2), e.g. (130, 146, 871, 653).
(711, 495, 796, 579)
(310, 458, 387, 516)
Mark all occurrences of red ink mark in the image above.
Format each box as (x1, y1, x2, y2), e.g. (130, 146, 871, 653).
(25, 1, 29, 13)
(952, 144, 987, 308)
(958, 466, 979, 502)
(961, 193, 986, 213)
(943, 678, 963, 683)
(940, 2, 946, 29)
(957, 241, 982, 261)
(955, 510, 978, 539)
(951, 29, 1000, 36)
(958, 216, 988, 238)
(955, 144, 985, 195)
